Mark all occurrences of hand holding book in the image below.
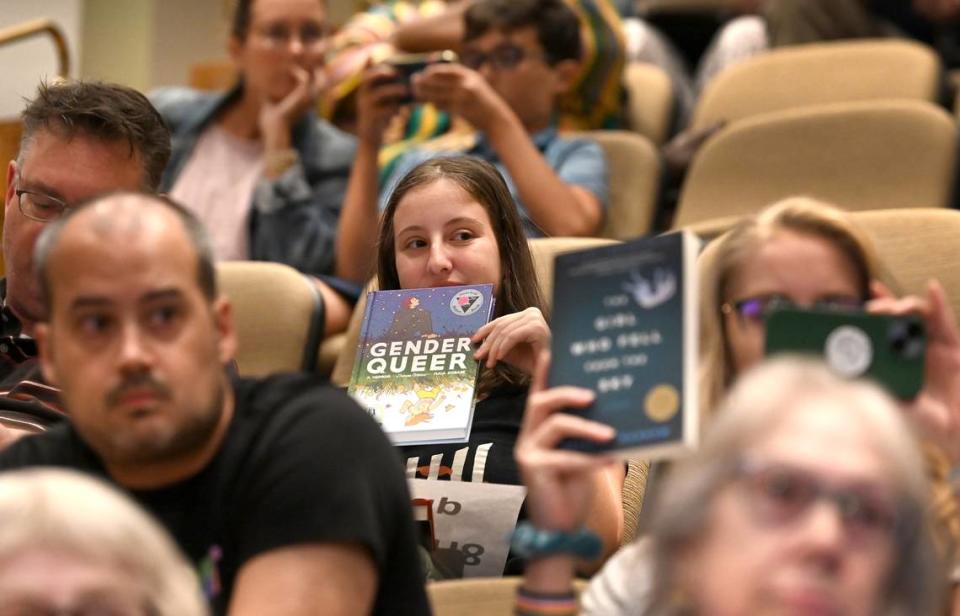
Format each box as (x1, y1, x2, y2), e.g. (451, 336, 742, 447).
(516, 351, 619, 534)
(472, 307, 550, 374)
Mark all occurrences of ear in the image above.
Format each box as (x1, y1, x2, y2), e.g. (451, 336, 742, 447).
(551, 59, 581, 96)
(213, 295, 239, 365)
(5, 160, 17, 218)
(228, 35, 244, 67)
(34, 322, 59, 387)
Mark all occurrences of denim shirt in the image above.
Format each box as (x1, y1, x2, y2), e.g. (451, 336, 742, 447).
(151, 86, 357, 278)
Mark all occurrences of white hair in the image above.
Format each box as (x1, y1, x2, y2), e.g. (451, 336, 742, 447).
(0, 468, 207, 615)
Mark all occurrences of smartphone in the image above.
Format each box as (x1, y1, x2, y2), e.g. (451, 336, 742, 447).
(383, 51, 458, 103)
(764, 307, 925, 400)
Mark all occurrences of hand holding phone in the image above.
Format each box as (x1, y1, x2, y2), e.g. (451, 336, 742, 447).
(382, 51, 458, 103)
(765, 307, 926, 400)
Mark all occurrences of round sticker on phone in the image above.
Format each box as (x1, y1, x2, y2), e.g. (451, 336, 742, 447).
(824, 325, 873, 378)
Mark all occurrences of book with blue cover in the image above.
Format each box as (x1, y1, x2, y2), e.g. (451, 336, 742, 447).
(347, 284, 495, 445)
(548, 232, 699, 460)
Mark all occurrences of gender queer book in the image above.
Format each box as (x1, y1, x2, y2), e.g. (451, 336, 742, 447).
(548, 232, 699, 460)
(348, 284, 495, 445)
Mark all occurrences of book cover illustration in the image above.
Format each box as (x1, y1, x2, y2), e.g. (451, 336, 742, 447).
(348, 284, 495, 445)
(548, 232, 699, 460)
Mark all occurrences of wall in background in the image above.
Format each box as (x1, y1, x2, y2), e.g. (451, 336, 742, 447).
(1, 0, 366, 118)
(0, 0, 82, 118)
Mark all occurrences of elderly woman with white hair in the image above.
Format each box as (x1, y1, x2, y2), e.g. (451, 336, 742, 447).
(514, 356, 944, 616)
(0, 468, 207, 616)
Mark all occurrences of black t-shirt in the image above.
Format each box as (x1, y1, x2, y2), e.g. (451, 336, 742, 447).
(0, 374, 430, 616)
(398, 384, 527, 485)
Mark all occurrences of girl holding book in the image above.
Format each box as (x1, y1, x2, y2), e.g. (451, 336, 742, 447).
(375, 155, 624, 571)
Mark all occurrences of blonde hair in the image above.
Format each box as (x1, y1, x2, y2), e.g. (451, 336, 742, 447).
(698, 197, 881, 417)
(0, 468, 207, 616)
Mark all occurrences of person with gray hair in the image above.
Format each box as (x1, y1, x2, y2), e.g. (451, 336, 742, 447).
(514, 355, 943, 615)
(0, 468, 207, 616)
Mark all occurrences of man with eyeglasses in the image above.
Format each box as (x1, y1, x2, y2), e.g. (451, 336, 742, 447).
(0, 80, 170, 447)
(337, 0, 608, 282)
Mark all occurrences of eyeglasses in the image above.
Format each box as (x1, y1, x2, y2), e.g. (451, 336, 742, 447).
(460, 44, 547, 71)
(736, 457, 898, 547)
(721, 294, 863, 325)
(15, 188, 70, 222)
(253, 22, 328, 51)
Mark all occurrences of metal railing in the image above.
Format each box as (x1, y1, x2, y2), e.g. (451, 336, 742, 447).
(0, 17, 70, 77)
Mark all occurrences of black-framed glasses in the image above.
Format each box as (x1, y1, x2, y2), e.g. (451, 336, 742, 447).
(15, 188, 70, 222)
(721, 294, 863, 325)
(460, 44, 547, 71)
(736, 457, 899, 547)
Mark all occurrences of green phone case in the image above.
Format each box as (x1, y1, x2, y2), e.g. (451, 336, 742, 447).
(764, 308, 925, 400)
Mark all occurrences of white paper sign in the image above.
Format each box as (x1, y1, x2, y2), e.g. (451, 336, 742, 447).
(409, 479, 527, 577)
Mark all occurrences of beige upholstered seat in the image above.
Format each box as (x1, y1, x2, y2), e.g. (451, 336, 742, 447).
(330, 279, 378, 387)
(623, 63, 674, 145)
(691, 39, 941, 130)
(673, 100, 957, 229)
(851, 209, 960, 319)
(217, 261, 324, 377)
(428, 577, 588, 615)
(574, 131, 660, 241)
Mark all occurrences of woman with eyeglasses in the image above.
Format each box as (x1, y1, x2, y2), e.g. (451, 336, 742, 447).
(698, 196, 879, 415)
(697, 198, 960, 466)
(515, 356, 943, 615)
(150, 0, 358, 335)
(698, 197, 960, 577)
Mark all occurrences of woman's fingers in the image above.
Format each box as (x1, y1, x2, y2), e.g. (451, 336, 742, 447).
(525, 412, 615, 451)
(473, 309, 549, 369)
(530, 350, 550, 395)
(925, 279, 960, 345)
(521, 385, 595, 433)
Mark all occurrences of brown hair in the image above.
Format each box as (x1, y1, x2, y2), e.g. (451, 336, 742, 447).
(464, 0, 582, 64)
(231, 0, 327, 40)
(377, 156, 546, 394)
(19, 81, 171, 191)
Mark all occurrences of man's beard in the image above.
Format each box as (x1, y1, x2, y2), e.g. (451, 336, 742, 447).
(95, 378, 226, 468)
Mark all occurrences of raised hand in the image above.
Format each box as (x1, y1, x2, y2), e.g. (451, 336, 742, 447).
(472, 307, 550, 375)
(355, 65, 410, 146)
(515, 352, 618, 532)
(258, 65, 327, 152)
(411, 62, 512, 132)
(868, 279, 960, 462)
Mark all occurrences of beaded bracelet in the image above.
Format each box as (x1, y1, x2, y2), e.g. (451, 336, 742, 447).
(515, 586, 578, 616)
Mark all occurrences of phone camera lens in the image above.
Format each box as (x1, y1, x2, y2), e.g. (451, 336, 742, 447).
(889, 318, 925, 360)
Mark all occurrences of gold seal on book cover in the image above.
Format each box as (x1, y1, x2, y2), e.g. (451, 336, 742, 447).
(644, 384, 679, 423)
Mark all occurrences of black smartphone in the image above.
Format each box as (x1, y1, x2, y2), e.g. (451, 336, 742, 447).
(764, 307, 925, 400)
(382, 50, 458, 103)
